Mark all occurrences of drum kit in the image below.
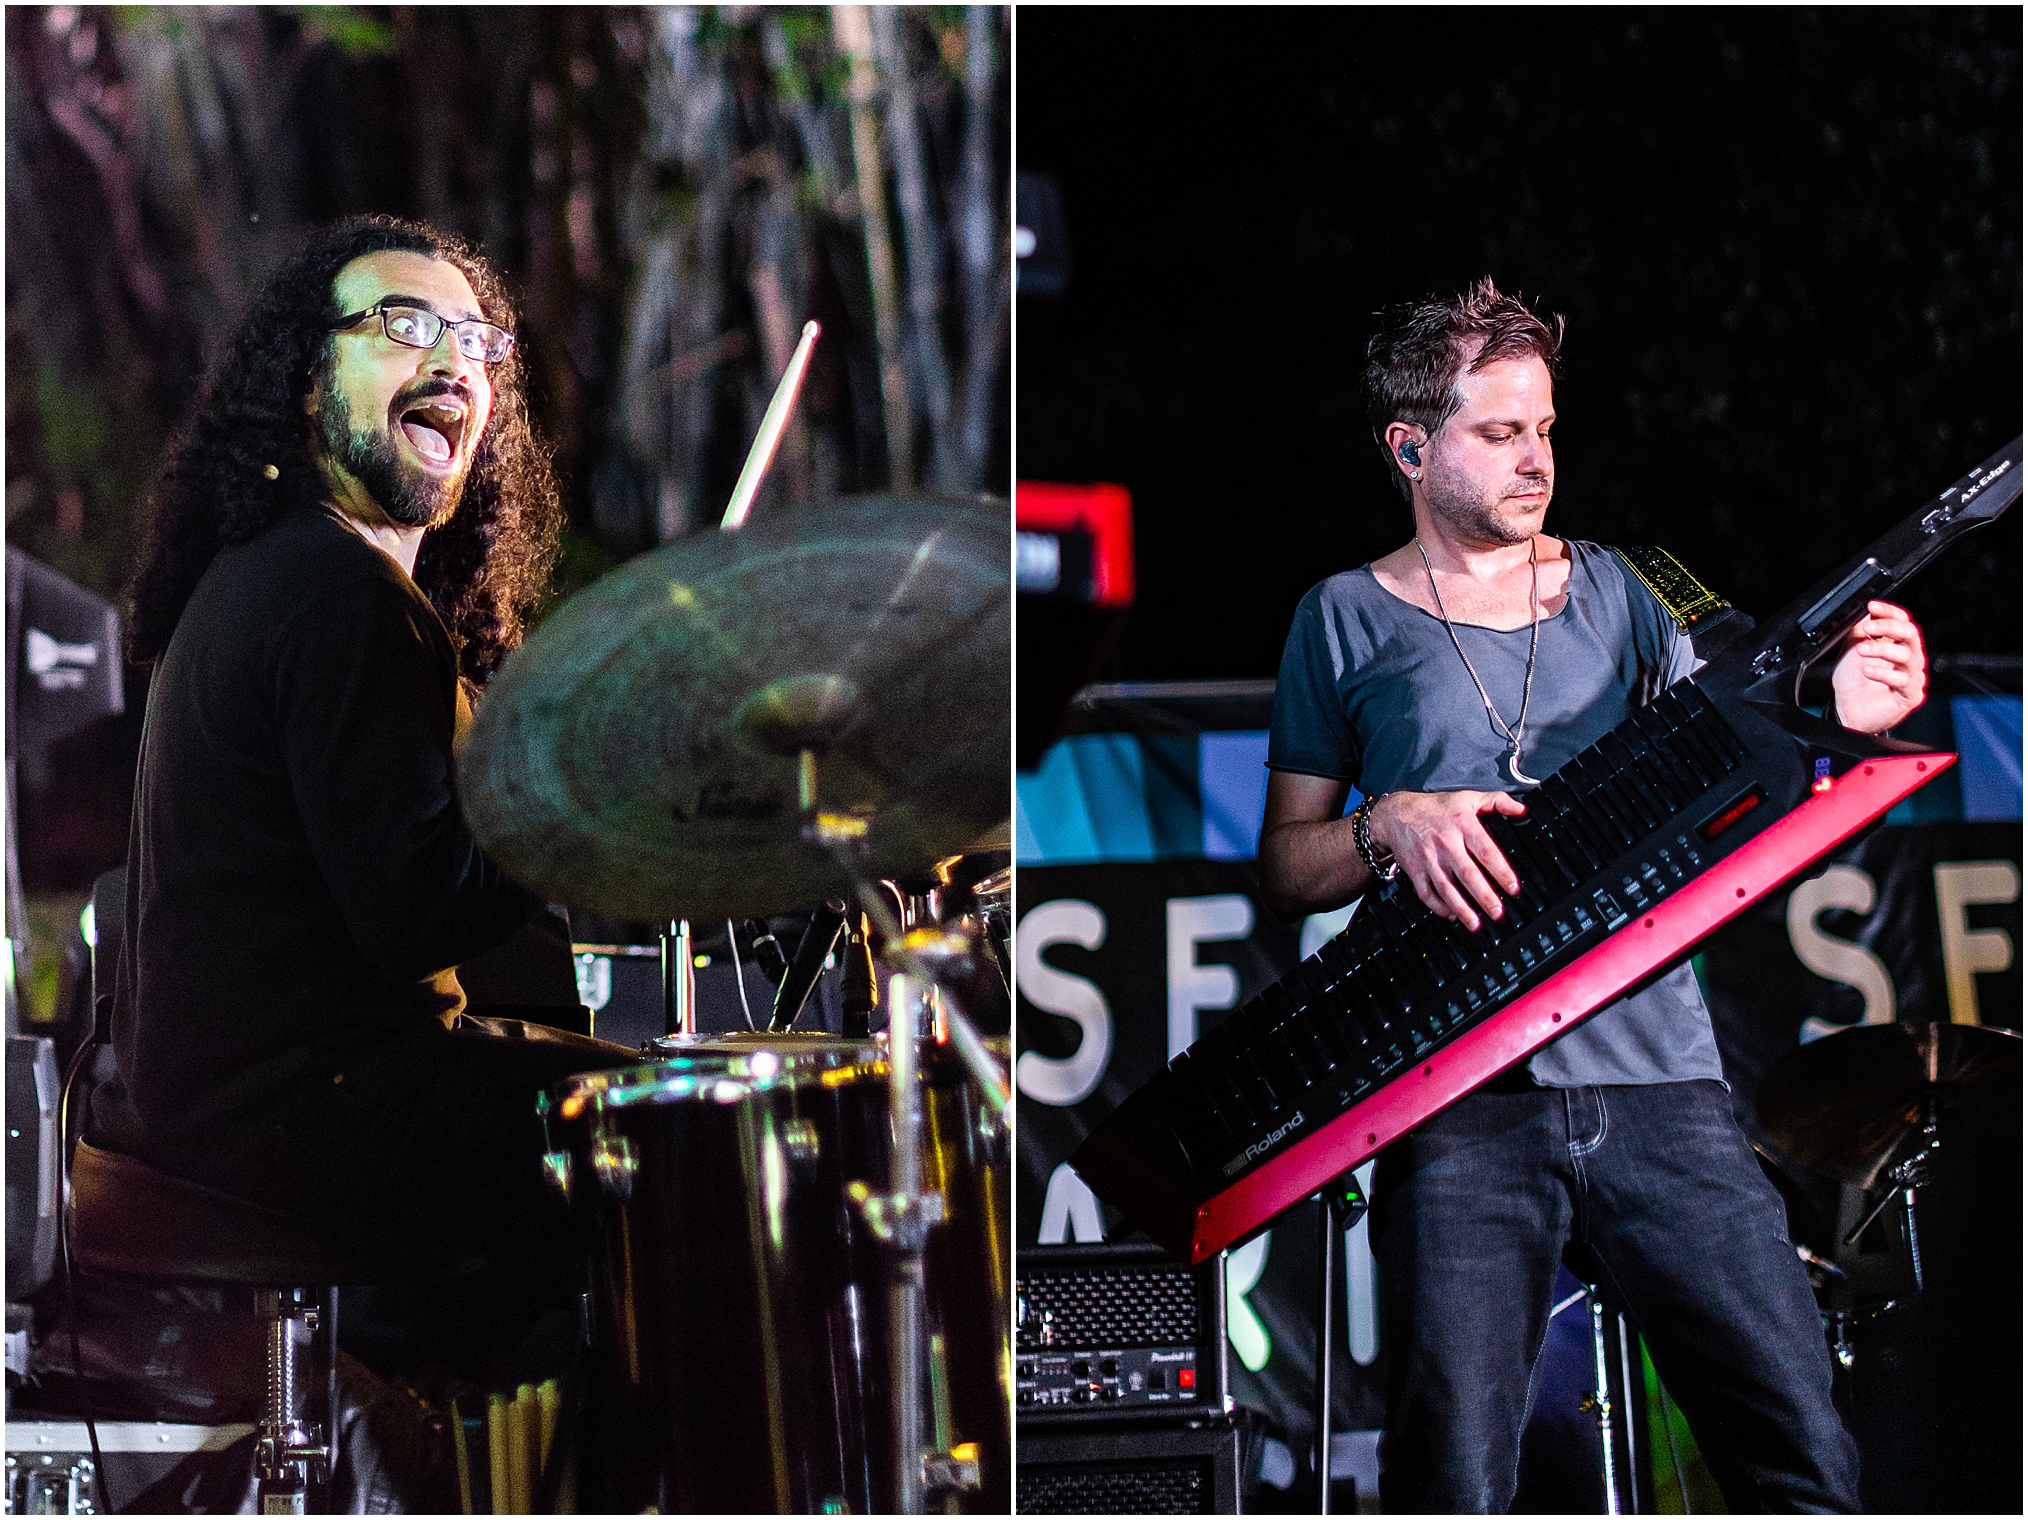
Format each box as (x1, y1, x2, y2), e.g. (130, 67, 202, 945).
(1753, 1018, 2022, 1372)
(456, 330, 1014, 1513)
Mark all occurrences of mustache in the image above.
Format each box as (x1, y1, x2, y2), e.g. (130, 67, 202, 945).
(388, 378, 474, 414)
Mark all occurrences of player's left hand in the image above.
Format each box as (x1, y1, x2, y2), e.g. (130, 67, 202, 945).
(1831, 600, 1927, 735)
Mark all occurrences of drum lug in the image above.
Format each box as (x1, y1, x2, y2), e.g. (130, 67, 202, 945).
(592, 1134, 638, 1199)
(783, 1118, 822, 1163)
(847, 1181, 945, 1250)
(922, 1444, 983, 1494)
(542, 1150, 574, 1200)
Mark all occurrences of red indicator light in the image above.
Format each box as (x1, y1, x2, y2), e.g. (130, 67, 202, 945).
(1811, 776, 1834, 794)
(1177, 1368, 1196, 1390)
(1700, 786, 1765, 840)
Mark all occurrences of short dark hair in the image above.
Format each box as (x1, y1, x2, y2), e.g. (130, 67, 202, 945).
(127, 215, 559, 684)
(1361, 277, 1564, 502)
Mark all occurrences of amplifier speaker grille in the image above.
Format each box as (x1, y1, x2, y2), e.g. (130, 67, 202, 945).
(1016, 1457, 1211, 1514)
(1017, 1263, 1198, 1349)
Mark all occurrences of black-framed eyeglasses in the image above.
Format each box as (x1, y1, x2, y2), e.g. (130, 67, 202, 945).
(329, 301, 515, 365)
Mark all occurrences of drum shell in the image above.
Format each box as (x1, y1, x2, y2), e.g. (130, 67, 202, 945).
(554, 1036, 1011, 1513)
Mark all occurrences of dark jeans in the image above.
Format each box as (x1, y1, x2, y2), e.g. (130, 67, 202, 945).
(1370, 1079, 1859, 1514)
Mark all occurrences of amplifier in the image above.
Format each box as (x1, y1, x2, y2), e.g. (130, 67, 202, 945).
(1014, 1413, 1253, 1515)
(1015, 1241, 1225, 1423)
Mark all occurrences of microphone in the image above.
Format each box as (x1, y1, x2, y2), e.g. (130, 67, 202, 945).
(839, 912, 879, 1039)
(742, 917, 790, 987)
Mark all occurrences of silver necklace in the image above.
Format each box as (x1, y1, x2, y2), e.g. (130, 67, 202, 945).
(1416, 536, 1543, 786)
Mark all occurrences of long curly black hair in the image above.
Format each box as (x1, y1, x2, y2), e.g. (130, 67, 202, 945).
(126, 216, 560, 685)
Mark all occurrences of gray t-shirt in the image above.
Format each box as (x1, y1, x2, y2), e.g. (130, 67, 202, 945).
(1267, 538, 1725, 1087)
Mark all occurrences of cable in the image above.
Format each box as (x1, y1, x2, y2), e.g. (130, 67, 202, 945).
(725, 918, 755, 1030)
(55, 1027, 114, 1514)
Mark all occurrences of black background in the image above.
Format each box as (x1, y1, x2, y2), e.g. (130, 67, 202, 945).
(1017, 7, 2022, 679)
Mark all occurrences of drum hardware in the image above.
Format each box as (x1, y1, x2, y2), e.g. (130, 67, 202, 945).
(743, 916, 791, 986)
(768, 898, 847, 1032)
(1756, 1020, 2020, 1189)
(840, 911, 880, 1039)
(1841, 1119, 1938, 1292)
(808, 791, 1010, 1512)
(659, 917, 698, 1036)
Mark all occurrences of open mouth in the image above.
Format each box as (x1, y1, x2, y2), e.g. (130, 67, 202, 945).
(397, 399, 467, 467)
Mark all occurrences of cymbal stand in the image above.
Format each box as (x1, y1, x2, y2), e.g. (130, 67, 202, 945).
(1842, 1095, 1939, 1293)
(797, 753, 1008, 1512)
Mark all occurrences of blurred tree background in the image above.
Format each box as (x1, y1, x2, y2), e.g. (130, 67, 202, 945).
(1018, 8, 2020, 680)
(8, 2, 1010, 609)
(4, 4, 1008, 1010)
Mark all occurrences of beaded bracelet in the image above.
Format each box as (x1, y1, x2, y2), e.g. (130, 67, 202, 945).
(1351, 791, 1399, 883)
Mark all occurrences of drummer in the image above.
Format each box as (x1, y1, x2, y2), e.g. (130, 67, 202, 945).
(88, 215, 605, 1380)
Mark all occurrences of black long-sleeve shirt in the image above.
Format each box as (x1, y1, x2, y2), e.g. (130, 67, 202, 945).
(101, 504, 537, 1159)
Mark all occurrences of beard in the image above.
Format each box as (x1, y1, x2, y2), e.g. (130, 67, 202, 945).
(315, 379, 467, 530)
(1420, 460, 1549, 548)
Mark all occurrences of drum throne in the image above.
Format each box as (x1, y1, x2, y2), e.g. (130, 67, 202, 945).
(60, 868, 469, 1515)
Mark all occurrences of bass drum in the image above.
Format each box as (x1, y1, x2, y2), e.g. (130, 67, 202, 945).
(550, 1033, 1009, 1513)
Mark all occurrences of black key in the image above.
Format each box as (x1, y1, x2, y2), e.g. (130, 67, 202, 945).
(1225, 1037, 1282, 1120)
(1539, 773, 1612, 870)
(1566, 754, 1637, 849)
(1483, 814, 1548, 919)
(1337, 966, 1408, 1066)
(1632, 748, 1685, 819)
(1271, 966, 1312, 1022)
(1307, 999, 1378, 1084)
(1666, 725, 1720, 792)
(1635, 703, 1708, 796)
(1161, 1059, 1235, 1158)
(1196, 1027, 1262, 1130)
(1359, 941, 1419, 1020)
(1657, 689, 1727, 780)
(1584, 753, 1653, 847)
(1376, 892, 1457, 979)
(1644, 691, 1713, 788)
(1277, 1011, 1340, 1087)
(1521, 810, 1585, 892)
(1250, 1018, 1312, 1101)
(1596, 733, 1663, 831)
(1259, 980, 1301, 1026)
(1621, 721, 1687, 812)
(1683, 685, 1749, 766)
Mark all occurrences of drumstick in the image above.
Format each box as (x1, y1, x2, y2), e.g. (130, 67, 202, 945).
(720, 319, 821, 530)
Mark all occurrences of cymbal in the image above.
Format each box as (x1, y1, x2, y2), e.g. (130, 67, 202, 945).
(1756, 1021, 2022, 1188)
(460, 495, 1009, 922)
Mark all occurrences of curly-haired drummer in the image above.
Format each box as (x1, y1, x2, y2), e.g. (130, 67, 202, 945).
(90, 217, 606, 1376)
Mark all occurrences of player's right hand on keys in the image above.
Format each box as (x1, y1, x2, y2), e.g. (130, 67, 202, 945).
(1367, 790, 1526, 932)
